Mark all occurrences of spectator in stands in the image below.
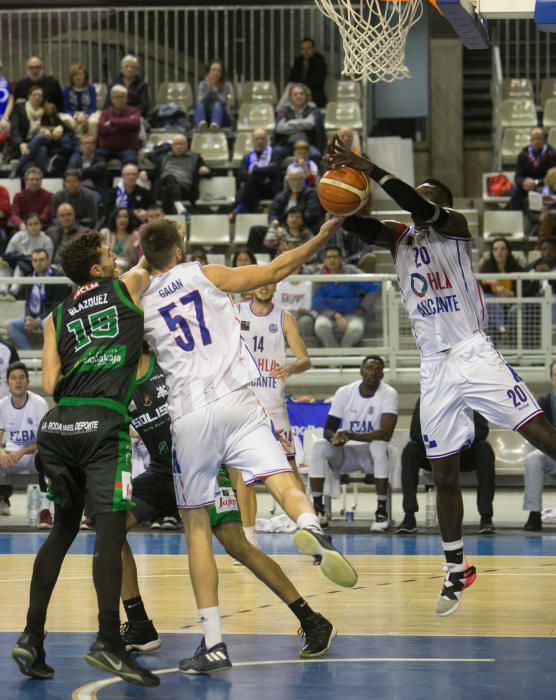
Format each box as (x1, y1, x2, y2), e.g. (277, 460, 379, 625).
(524, 235, 556, 296)
(232, 246, 257, 267)
(508, 127, 556, 211)
(337, 126, 362, 155)
(312, 246, 380, 348)
(0, 213, 54, 297)
(62, 63, 97, 134)
(68, 134, 110, 200)
(194, 60, 233, 131)
(11, 168, 52, 230)
(0, 183, 10, 252)
(273, 83, 326, 162)
(478, 237, 523, 342)
(246, 167, 323, 252)
(105, 55, 150, 118)
(152, 133, 209, 214)
(285, 139, 319, 188)
(14, 56, 63, 112)
(103, 206, 137, 271)
(523, 361, 556, 531)
(10, 85, 73, 176)
(105, 162, 152, 227)
(0, 59, 14, 153)
(308, 356, 398, 530)
(52, 169, 97, 228)
(264, 207, 313, 254)
(287, 37, 327, 108)
(97, 85, 141, 164)
(189, 246, 209, 266)
(232, 129, 280, 219)
(46, 203, 90, 264)
(7, 250, 69, 352)
(396, 396, 496, 535)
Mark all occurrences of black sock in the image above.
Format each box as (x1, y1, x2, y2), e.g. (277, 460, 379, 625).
(124, 596, 148, 623)
(98, 610, 120, 644)
(289, 597, 316, 625)
(443, 542, 464, 566)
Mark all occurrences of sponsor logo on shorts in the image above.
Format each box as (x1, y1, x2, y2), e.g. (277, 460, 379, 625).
(43, 420, 100, 433)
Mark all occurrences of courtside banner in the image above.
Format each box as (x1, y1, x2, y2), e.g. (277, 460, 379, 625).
(287, 399, 331, 463)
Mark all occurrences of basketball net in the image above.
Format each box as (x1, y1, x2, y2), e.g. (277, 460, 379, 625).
(314, 0, 424, 83)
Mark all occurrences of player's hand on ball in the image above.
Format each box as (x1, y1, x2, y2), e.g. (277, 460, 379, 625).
(325, 134, 372, 173)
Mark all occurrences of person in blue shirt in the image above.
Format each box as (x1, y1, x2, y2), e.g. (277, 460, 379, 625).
(0, 60, 14, 152)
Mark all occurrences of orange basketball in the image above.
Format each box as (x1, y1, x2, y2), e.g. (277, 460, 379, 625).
(318, 167, 369, 216)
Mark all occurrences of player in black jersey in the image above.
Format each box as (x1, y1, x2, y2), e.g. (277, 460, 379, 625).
(12, 232, 159, 688)
(119, 344, 336, 661)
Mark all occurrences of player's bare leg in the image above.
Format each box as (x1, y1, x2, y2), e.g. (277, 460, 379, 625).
(431, 454, 476, 617)
(231, 471, 259, 546)
(519, 413, 556, 458)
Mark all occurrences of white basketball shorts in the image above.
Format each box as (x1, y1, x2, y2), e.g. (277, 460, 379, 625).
(420, 332, 542, 459)
(171, 386, 292, 508)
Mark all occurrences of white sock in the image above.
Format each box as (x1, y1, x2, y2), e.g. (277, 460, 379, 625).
(296, 512, 321, 531)
(39, 493, 50, 511)
(243, 526, 258, 547)
(198, 606, 222, 648)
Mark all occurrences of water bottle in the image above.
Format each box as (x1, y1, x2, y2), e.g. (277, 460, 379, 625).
(27, 484, 41, 527)
(425, 486, 437, 528)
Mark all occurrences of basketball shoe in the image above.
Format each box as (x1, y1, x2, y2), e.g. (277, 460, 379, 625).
(370, 508, 389, 533)
(12, 632, 54, 679)
(84, 636, 160, 686)
(178, 638, 232, 674)
(435, 559, 477, 617)
(299, 613, 336, 658)
(293, 526, 358, 587)
(121, 620, 161, 652)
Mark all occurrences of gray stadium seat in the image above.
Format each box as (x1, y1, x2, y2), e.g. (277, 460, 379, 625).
(240, 81, 278, 106)
(156, 82, 194, 113)
(196, 176, 236, 208)
(549, 126, 556, 146)
(236, 102, 275, 132)
(502, 78, 534, 100)
(482, 210, 524, 241)
(233, 213, 268, 244)
(324, 101, 363, 131)
(500, 99, 537, 128)
(543, 98, 556, 128)
(0, 178, 21, 201)
(327, 80, 362, 103)
(231, 132, 253, 167)
(188, 214, 231, 246)
(541, 78, 556, 106)
(501, 127, 531, 163)
(190, 133, 230, 166)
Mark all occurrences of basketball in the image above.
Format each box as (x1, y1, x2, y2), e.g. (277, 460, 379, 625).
(318, 167, 369, 217)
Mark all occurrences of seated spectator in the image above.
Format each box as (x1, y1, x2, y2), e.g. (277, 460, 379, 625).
(0, 59, 14, 153)
(10, 85, 73, 176)
(10, 167, 52, 231)
(232, 246, 257, 267)
(14, 56, 63, 112)
(62, 63, 97, 134)
(97, 85, 141, 165)
(285, 139, 319, 188)
(308, 356, 398, 530)
(337, 126, 362, 155)
(273, 83, 325, 162)
(152, 133, 209, 214)
(105, 55, 150, 118)
(524, 235, 556, 297)
(7, 250, 69, 352)
(246, 167, 323, 252)
(189, 246, 209, 265)
(0, 213, 54, 297)
(523, 361, 556, 531)
(287, 37, 327, 108)
(103, 206, 138, 272)
(312, 246, 379, 348)
(105, 162, 152, 227)
(46, 203, 90, 264)
(232, 129, 280, 218)
(194, 60, 233, 130)
(396, 396, 496, 535)
(52, 169, 98, 228)
(68, 134, 110, 201)
(275, 260, 315, 344)
(264, 207, 313, 253)
(0, 183, 10, 252)
(508, 127, 556, 212)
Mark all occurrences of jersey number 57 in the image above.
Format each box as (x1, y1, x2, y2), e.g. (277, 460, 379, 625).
(159, 290, 212, 352)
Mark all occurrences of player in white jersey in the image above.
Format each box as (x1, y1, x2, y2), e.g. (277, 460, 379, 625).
(125, 216, 357, 674)
(308, 356, 398, 531)
(0, 362, 49, 521)
(326, 134, 556, 617)
(235, 282, 311, 545)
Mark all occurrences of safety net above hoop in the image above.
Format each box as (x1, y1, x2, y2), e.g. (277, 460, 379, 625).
(314, 0, 424, 83)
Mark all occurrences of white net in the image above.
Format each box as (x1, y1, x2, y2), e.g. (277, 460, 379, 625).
(314, 0, 423, 83)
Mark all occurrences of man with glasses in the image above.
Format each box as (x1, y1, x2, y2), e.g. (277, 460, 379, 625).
(14, 56, 63, 112)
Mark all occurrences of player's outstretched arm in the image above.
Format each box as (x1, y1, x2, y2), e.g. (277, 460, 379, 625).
(42, 314, 62, 396)
(270, 311, 311, 380)
(120, 258, 151, 307)
(204, 216, 344, 294)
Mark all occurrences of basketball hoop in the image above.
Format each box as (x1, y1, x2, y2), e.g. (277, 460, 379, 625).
(314, 0, 425, 83)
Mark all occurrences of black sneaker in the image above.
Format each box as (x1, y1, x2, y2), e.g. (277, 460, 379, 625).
(161, 515, 180, 530)
(478, 516, 496, 535)
(84, 636, 160, 686)
(121, 620, 161, 652)
(396, 514, 417, 534)
(178, 638, 232, 675)
(299, 613, 336, 658)
(12, 632, 54, 679)
(293, 526, 358, 587)
(524, 511, 542, 531)
(435, 559, 477, 617)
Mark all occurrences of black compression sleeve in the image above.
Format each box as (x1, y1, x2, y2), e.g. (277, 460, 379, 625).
(323, 415, 342, 441)
(343, 216, 385, 245)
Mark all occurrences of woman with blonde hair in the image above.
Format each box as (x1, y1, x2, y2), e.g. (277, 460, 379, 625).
(62, 63, 97, 134)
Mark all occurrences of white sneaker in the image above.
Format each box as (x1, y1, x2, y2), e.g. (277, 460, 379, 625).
(370, 510, 389, 533)
(318, 512, 329, 528)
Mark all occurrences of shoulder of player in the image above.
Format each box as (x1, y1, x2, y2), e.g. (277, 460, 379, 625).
(379, 380, 398, 396)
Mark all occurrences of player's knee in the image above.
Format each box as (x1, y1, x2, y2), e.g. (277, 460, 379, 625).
(431, 461, 459, 490)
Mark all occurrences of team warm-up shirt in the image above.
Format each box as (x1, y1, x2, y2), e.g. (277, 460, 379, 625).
(275, 279, 312, 312)
(394, 223, 486, 356)
(237, 301, 286, 414)
(0, 391, 48, 451)
(142, 262, 259, 419)
(329, 380, 398, 435)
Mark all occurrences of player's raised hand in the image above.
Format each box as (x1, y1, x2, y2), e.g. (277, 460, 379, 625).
(318, 215, 345, 238)
(324, 134, 373, 173)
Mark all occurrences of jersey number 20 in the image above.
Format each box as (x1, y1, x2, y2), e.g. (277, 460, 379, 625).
(159, 290, 212, 352)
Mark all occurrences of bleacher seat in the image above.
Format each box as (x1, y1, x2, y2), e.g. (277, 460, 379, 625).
(482, 171, 514, 205)
(500, 99, 537, 128)
(324, 101, 363, 131)
(240, 81, 278, 106)
(236, 102, 275, 132)
(147, 130, 183, 148)
(501, 127, 531, 163)
(188, 214, 231, 246)
(231, 132, 253, 167)
(549, 126, 556, 146)
(541, 78, 556, 106)
(233, 213, 268, 245)
(502, 78, 534, 100)
(196, 176, 236, 208)
(155, 82, 194, 114)
(93, 83, 108, 105)
(0, 178, 21, 201)
(190, 132, 229, 166)
(483, 210, 524, 241)
(543, 98, 556, 128)
(327, 80, 362, 103)
(41, 178, 63, 195)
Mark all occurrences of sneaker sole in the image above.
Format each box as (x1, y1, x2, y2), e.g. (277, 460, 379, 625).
(84, 654, 160, 687)
(179, 660, 232, 675)
(293, 530, 358, 587)
(435, 570, 477, 618)
(125, 637, 162, 653)
(370, 522, 389, 533)
(12, 647, 53, 679)
(395, 528, 417, 534)
(299, 626, 337, 658)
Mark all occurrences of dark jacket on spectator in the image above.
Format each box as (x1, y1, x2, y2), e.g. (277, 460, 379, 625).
(11, 188, 52, 228)
(105, 75, 150, 117)
(269, 187, 323, 233)
(538, 391, 556, 427)
(68, 149, 110, 193)
(287, 52, 328, 108)
(105, 185, 152, 226)
(514, 143, 556, 191)
(312, 264, 379, 315)
(9, 102, 67, 157)
(46, 223, 91, 264)
(274, 104, 326, 154)
(97, 106, 141, 151)
(155, 151, 207, 202)
(14, 75, 64, 112)
(52, 188, 98, 229)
